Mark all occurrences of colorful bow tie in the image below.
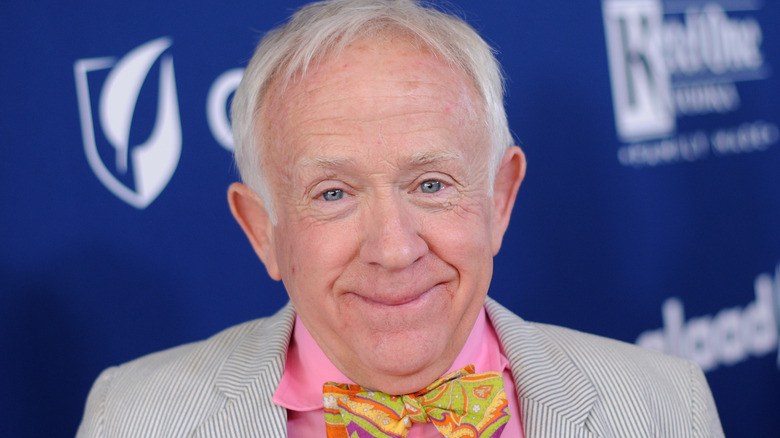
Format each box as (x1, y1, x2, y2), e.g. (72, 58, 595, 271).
(322, 364, 509, 438)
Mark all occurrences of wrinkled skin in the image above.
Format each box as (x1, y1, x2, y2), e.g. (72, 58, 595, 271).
(229, 35, 525, 394)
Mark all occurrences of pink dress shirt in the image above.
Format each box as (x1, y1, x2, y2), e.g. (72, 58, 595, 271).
(272, 307, 523, 437)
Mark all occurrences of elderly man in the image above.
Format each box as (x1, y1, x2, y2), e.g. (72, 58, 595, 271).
(78, 0, 724, 437)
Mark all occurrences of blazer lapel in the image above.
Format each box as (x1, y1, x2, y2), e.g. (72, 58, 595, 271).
(193, 303, 295, 438)
(486, 298, 605, 438)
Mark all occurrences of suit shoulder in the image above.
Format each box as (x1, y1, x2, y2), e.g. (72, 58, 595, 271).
(530, 321, 701, 379)
(533, 322, 722, 435)
(534, 321, 686, 365)
(111, 315, 269, 378)
(487, 299, 724, 435)
(488, 298, 692, 374)
(77, 306, 294, 437)
(529, 321, 716, 410)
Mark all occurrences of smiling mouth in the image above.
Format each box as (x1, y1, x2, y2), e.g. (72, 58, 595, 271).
(351, 285, 439, 308)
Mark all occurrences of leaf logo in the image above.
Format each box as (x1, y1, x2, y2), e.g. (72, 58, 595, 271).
(74, 37, 182, 209)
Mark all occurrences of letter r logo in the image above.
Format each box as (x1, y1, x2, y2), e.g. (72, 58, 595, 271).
(603, 0, 675, 141)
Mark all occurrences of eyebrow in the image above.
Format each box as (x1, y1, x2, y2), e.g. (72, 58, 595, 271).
(297, 156, 357, 170)
(297, 151, 462, 170)
(407, 151, 462, 166)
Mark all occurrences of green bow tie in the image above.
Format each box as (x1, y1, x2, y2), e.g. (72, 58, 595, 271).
(322, 364, 509, 437)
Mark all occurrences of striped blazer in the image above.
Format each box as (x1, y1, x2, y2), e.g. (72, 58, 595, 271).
(77, 298, 724, 437)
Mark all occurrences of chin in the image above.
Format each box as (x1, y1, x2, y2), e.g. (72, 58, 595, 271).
(359, 364, 450, 395)
(353, 332, 454, 392)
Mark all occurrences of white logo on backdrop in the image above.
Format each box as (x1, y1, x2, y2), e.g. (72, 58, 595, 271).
(637, 264, 780, 372)
(74, 37, 182, 209)
(602, 0, 778, 167)
(207, 68, 243, 151)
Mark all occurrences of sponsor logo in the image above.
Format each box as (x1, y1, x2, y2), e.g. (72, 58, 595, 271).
(602, 0, 779, 167)
(74, 37, 182, 209)
(207, 68, 243, 151)
(637, 263, 780, 372)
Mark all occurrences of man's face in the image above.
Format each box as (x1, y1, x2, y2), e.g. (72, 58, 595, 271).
(243, 36, 519, 394)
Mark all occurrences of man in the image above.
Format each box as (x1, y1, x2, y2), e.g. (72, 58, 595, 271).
(78, 0, 724, 436)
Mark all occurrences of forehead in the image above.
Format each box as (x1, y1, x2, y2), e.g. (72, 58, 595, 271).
(260, 36, 486, 169)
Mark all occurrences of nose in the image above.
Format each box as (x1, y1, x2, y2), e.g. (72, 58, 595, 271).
(359, 194, 428, 270)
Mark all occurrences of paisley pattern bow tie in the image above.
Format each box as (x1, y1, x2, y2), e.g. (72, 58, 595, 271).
(322, 364, 509, 438)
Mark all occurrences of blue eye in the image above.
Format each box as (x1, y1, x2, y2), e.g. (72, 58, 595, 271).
(420, 180, 442, 193)
(322, 189, 344, 201)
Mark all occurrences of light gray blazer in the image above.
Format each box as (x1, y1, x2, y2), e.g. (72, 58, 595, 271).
(77, 298, 724, 437)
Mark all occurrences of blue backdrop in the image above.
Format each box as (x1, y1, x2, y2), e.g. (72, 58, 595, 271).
(2, 1, 778, 436)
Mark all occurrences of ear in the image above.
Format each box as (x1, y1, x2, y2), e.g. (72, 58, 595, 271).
(490, 146, 526, 255)
(227, 182, 282, 280)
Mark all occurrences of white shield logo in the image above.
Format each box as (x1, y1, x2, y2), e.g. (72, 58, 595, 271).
(74, 37, 182, 209)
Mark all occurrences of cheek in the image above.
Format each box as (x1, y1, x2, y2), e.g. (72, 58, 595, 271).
(425, 201, 494, 259)
(275, 219, 357, 291)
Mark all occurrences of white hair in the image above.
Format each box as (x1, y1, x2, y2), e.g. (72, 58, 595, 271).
(231, 0, 513, 221)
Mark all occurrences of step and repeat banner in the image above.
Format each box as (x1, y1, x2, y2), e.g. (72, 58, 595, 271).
(2, 0, 778, 436)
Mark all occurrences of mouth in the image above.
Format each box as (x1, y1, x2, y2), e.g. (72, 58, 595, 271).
(349, 284, 442, 309)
